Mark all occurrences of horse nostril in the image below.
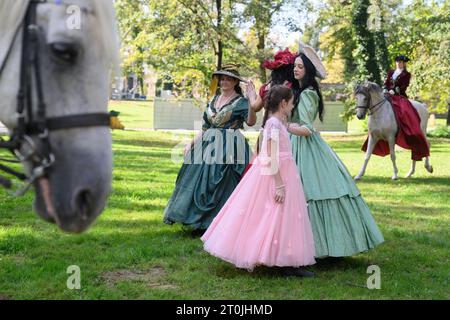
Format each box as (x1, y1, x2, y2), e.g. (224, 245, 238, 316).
(74, 189, 93, 221)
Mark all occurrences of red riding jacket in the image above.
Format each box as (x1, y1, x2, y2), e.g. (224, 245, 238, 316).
(384, 69, 411, 98)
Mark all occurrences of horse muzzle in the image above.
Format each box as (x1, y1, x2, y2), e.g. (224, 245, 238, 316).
(32, 132, 112, 233)
(356, 113, 367, 120)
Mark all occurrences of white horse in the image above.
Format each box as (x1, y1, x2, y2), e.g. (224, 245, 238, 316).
(0, 0, 119, 233)
(354, 82, 433, 180)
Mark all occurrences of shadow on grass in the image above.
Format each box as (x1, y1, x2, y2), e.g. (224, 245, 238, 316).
(113, 139, 179, 149)
(356, 176, 450, 186)
(205, 256, 373, 281)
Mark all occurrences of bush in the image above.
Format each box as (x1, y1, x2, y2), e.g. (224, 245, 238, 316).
(428, 125, 450, 138)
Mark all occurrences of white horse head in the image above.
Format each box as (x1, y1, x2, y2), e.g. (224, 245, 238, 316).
(0, 0, 119, 233)
(354, 82, 384, 120)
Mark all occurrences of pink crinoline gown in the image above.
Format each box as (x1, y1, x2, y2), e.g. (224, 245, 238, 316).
(201, 117, 316, 270)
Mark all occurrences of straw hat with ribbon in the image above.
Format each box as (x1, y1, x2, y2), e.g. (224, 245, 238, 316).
(298, 42, 327, 79)
(209, 64, 246, 98)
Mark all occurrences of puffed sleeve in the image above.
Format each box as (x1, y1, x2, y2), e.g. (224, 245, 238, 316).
(259, 118, 281, 165)
(202, 106, 212, 131)
(234, 97, 249, 122)
(297, 89, 319, 133)
(259, 84, 268, 99)
(263, 118, 282, 142)
(384, 70, 392, 90)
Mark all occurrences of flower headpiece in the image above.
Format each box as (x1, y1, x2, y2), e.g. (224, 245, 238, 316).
(262, 48, 296, 70)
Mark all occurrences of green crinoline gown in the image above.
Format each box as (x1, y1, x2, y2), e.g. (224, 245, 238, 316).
(164, 95, 252, 230)
(290, 89, 384, 257)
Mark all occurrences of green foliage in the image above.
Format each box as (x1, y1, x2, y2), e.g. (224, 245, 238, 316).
(317, 0, 357, 82)
(115, 0, 307, 98)
(400, 1, 450, 113)
(428, 125, 450, 139)
(319, 0, 449, 119)
(352, 0, 382, 85)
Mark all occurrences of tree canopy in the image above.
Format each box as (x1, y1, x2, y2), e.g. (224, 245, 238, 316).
(115, 0, 449, 118)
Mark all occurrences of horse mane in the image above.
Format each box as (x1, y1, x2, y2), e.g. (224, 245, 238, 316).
(355, 81, 382, 95)
(366, 82, 383, 94)
(0, 1, 29, 70)
(0, 0, 119, 70)
(0, 1, 27, 29)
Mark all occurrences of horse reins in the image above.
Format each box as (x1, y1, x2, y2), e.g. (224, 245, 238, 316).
(356, 87, 387, 116)
(0, 0, 111, 195)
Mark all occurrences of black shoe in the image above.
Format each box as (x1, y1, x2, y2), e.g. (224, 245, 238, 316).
(190, 229, 207, 238)
(319, 256, 344, 264)
(282, 267, 315, 278)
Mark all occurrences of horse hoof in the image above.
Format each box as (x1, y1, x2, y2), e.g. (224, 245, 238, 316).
(354, 176, 362, 181)
(426, 165, 434, 174)
(392, 176, 398, 181)
(405, 172, 414, 178)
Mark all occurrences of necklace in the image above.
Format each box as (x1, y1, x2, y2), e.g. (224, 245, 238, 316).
(216, 92, 237, 111)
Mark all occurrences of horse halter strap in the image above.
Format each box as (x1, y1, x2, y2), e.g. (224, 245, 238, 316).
(356, 88, 386, 115)
(0, 0, 111, 194)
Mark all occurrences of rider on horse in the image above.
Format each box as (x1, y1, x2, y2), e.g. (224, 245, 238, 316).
(363, 55, 430, 162)
(383, 55, 411, 98)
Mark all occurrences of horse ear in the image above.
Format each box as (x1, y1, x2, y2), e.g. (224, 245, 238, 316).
(354, 83, 364, 94)
(367, 82, 380, 92)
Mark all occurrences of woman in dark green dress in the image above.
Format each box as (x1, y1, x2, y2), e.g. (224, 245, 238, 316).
(164, 66, 257, 235)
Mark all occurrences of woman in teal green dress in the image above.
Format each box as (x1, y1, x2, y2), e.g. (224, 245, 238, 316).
(287, 45, 384, 258)
(164, 66, 257, 235)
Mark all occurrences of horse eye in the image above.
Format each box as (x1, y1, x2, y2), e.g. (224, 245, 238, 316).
(50, 42, 78, 64)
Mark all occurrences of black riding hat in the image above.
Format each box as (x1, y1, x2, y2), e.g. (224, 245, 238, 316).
(395, 55, 410, 62)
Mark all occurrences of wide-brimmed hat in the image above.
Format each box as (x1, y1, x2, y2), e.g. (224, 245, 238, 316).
(298, 42, 327, 79)
(263, 48, 296, 70)
(212, 64, 246, 82)
(209, 64, 246, 98)
(395, 55, 410, 62)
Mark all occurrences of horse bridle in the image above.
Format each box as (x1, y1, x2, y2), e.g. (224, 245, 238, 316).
(0, 0, 111, 195)
(355, 87, 387, 116)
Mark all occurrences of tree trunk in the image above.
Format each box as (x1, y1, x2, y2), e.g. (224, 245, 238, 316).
(216, 0, 223, 70)
(374, 31, 390, 77)
(139, 75, 145, 97)
(447, 104, 450, 126)
(352, 0, 382, 85)
(257, 33, 267, 83)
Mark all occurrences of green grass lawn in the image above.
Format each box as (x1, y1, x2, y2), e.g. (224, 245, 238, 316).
(0, 101, 449, 300)
(109, 100, 154, 129)
(107, 99, 446, 134)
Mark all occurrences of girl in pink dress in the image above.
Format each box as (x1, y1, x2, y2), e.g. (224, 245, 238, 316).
(201, 85, 316, 277)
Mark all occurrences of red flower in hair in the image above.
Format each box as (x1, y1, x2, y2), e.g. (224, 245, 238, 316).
(262, 48, 296, 70)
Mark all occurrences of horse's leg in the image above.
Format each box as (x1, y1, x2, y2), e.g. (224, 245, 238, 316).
(418, 105, 433, 174)
(388, 137, 399, 180)
(355, 135, 378, 181)
(425, 157, 433, 173)
(424, 136, 433, 173)
(406, 160, 416, 178)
